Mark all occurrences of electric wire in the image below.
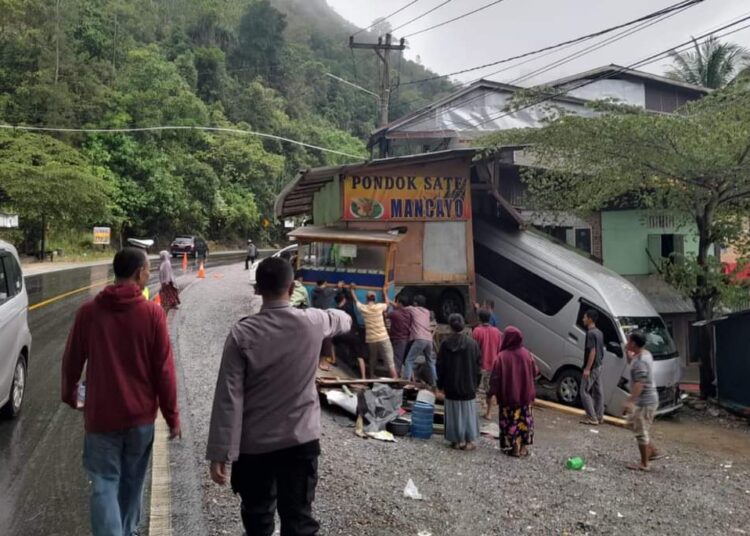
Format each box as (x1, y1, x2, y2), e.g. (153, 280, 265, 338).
(0, 124, 363, 159)
(352, 0, 422, 36)
(391, 0, 700, 130)
(401, 0, 703, 85)
(403, 0, 508, 39)
(469, 12, 750, 130)
(391, 0, 454, 33)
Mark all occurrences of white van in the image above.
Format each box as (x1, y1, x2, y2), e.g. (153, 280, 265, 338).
(0, 240, 31, 418)
(474, 221, 683, 416)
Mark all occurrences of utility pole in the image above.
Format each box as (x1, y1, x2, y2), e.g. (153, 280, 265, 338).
(349, 33, 406, 130)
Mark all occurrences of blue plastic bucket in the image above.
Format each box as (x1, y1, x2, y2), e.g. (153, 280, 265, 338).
(410, 400, 434, 439)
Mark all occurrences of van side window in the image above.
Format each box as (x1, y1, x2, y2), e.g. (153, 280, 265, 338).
(0, 255, 9, 304)
(474, 243, 573, 316)
(2, 254, 22, 296)
(576, 302, 622, 355)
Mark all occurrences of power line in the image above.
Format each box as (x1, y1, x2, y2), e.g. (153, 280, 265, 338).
(0, 124, 363, 159)
(391, 0, 453, 33)
(390, 0, 699, 130)
(352, 0, 422, 36)
(509, 4, 688, 85)
(401, 0, 703, 85)
(470, 12, 750, 130)
(403, 0, 508, 38)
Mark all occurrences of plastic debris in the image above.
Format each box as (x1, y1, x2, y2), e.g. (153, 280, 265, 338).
(617, 512, 624, 519)
(404, 479, 423, 500)
(566, 456, 585, 470)
(588, 510, 597, 516)
(417, 532, 432, 536)
(366, 430, 396, 442)
(589, 429, 599, 434)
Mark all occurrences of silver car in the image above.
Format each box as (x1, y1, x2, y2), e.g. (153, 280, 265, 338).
(0, 240, 31, 418)
(248, 244, 297, 283)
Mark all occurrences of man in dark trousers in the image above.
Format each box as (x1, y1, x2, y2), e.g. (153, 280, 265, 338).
(580, 308, 605, 425)
(245, 239, 258, 270)
(62, 247, 181, 536)
(207, 257, 351, 536)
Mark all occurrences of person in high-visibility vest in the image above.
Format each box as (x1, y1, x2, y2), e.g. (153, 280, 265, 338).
(142, 286, 150, 300)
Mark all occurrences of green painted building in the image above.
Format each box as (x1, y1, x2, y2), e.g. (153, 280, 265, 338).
(601, 210, 699, 276)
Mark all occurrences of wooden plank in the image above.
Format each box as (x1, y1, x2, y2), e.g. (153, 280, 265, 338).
(316, 377, 409, 387)
(533, 398, 627, 427)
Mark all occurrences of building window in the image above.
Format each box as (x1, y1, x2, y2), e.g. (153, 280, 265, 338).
(537, 225, 592, 255)
(647, 233, 685, 272)
(474, 243, 573, 316)
(575, 228, 592, 253)
(647, 214, 675, 229)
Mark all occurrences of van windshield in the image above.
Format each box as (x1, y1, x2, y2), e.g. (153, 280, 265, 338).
(619, 317, 678, 360)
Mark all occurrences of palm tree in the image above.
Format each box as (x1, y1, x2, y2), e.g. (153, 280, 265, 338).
(666, 36, 749, 89)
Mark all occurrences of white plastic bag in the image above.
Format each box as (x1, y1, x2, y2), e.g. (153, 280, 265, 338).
(403, 478, 422, 500)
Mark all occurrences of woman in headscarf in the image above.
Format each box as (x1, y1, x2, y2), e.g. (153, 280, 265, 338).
(158, 250, 180, 311)
(489, 326, 539, 457)
(437, 313, 482, 451)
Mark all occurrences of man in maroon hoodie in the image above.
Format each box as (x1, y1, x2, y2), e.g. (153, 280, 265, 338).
(62, 247, 180, 536)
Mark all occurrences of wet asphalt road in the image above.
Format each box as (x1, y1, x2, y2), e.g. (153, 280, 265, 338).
(0, 254, 242, 536)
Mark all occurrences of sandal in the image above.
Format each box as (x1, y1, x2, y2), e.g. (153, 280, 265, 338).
(464, 443, 477, 451)
(579, 419, 599, 426)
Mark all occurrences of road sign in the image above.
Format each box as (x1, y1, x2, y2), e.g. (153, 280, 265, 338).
(0, 213, 19, 228)
(93, 227, 111, 245)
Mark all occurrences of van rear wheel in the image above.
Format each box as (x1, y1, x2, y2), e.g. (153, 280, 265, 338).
(556, 369, 581, 406)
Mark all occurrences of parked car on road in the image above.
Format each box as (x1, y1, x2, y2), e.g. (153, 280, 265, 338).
(0, 240, 31, 418)
(170, 235, 209, 259)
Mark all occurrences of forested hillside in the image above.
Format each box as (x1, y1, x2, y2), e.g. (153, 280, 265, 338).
(0, 0, 452, 252)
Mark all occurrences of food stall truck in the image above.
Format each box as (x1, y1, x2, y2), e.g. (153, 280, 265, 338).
(288, 226, 403, 305)
(275, 149, 478, 321)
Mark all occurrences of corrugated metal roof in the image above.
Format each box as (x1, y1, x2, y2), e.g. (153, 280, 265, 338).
(274, 149, 476, 219)
(623, 274, 696, 314)
(371, 79, 590, 137)
(546, 64, 711, 95)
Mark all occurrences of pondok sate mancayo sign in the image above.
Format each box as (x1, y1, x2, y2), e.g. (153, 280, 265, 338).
(342, 175, 471, 221)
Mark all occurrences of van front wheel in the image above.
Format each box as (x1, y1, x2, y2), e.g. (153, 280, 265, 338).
(1, 355, 27, 419)
(556, 369, 581, 406)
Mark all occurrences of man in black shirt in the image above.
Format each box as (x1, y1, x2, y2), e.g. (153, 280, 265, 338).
(580, 309, 605, 425)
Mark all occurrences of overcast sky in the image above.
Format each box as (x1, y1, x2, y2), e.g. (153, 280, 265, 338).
(327, 0, 750, 86)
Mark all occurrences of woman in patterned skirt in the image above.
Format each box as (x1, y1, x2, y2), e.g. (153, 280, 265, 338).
(489, 326, 539, 457)
(158, 250, 180, 311)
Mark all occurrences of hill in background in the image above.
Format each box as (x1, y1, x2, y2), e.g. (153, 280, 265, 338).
(0, 0, 452, 253)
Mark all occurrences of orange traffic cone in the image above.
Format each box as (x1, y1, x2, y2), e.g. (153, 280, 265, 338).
(154, 293, 162, 305)
(197, 260, 206, 279)
(182, 252, 188, 272)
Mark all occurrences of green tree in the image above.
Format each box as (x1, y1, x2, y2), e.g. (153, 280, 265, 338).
(667, 36, 749, 89)
(0, 131, 113, 255)
(482, 83, 750, 397)
(229, 0, 287, 88)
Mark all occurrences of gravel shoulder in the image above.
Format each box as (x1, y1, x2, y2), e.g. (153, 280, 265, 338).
(170, 262, 750, 536)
